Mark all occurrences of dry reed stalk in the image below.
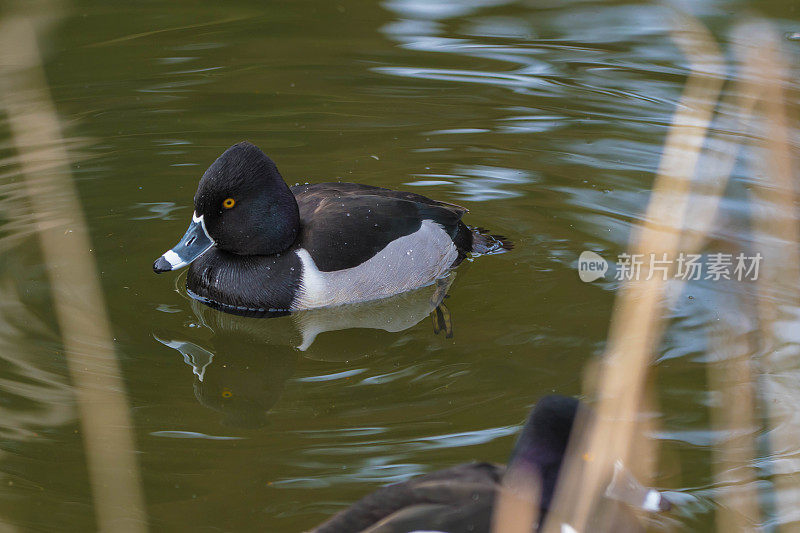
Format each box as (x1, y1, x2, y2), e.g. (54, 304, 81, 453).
(542, 12, 726, 533)
(707, 291, 761, 532)
(740, 22, 800, 531)
(698, 22, 798, 531)
(0, 14, 147, 533)
(675, 46, 761, 261)
(490, 469, 541, 533)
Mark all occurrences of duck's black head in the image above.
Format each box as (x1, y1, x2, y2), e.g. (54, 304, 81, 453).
(508, 395, 673, 528)
(195, 142, 300, 254)
(153, 142, 300, 273)
(508, 395, 580, 512)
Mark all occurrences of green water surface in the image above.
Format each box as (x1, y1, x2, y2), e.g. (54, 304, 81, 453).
(1, 0, 799, 530)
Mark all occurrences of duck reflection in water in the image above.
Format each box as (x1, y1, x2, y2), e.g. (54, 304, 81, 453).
(155, 334, 296, 428)
(155, 276, 455, 427)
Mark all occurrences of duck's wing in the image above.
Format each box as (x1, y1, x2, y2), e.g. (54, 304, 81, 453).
(293, 182, 468, 214)
(310, 462, 503, 533)
(292, 183, 468, 272)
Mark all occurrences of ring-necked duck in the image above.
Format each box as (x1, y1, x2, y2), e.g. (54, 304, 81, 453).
(309, 395, 671, 533)
(153, 142, 509, 313)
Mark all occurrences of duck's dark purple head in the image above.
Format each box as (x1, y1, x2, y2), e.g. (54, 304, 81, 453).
(507, 395, 580, 513)
(153, 142, 300, 273)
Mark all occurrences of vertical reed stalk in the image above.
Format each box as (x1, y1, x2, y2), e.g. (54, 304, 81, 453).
(741, 22, 800, 531)
(0, 14, 147, 533)
(708, 293, 761, 531)
(542, 11, 725, 532)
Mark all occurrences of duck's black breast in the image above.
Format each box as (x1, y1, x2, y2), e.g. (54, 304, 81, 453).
(186, 248, 302, 312)
(311, 462, 504, 533)
(292, 183, 469, 272)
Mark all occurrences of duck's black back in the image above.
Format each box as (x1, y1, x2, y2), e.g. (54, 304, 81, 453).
(292, 182, 471, 272)
(311, 462, 503, 533)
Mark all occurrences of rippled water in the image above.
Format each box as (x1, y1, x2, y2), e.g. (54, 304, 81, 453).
(1, 0, 799, 530)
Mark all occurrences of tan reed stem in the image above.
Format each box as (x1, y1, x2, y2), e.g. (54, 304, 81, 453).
(0, 14, 148, 533)
(542, 11, 725, 532)
(739, 21, 800, 531)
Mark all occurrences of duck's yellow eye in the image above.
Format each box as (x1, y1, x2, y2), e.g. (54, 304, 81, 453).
(222, 198, 236, 209)
(222, 389, 233, 398)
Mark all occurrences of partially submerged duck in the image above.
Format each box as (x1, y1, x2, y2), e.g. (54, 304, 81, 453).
(310, 395, 670, 533)
(153, 142, 509, 313)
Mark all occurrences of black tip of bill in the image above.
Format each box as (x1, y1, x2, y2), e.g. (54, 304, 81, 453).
(153, 212, 215, 274)
(153, 256, 173, 273)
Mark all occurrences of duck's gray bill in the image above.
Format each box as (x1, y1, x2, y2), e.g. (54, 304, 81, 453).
(153, 213, 214, 273)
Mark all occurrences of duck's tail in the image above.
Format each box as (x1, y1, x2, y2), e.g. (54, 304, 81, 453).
(469, 226, 513, 254)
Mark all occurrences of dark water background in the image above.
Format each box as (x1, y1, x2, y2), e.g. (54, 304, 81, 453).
(1, 0, 799, 530)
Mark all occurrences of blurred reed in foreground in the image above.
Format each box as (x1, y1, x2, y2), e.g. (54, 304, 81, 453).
(0, 6, 147, 533)
(542, 11, 725, 533)
(495, 10, 799, 533)
(744, 21, 800, 531)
